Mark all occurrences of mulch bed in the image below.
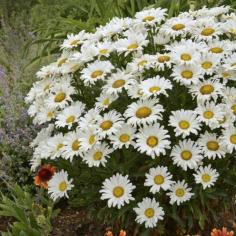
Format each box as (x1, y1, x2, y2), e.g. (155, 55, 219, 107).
(51, 207, 103, 236)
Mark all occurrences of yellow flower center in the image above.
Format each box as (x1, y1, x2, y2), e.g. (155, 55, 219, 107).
(154, 175, 164, 185)
(70, 39, 80, 46)
(178, 120, 190, 129)
(66, 115, 75, 124)
(181, 53, 192, 61)
(136, 106, 152, 118)
(158, 55, 170, 63)
(175, 188, 185, 197)
(93, 151, 103, 160)
(47, 111, 54, 118)
(72, 140, 80, 151)
(91, 70, 103, 78)
(99, 49, 108, 55)
(209, 47, 223, 53)
(230, 135, 236, 144)
(113, 186, 124, 198)
(203, 111, 214, 119)
(146, 136, 158, 148)
(149, 86, 161, 93)
(44, 84, 50, 91)
(207, 141, 219, 151)
(54, 92, 66, 103)
(144, 208, 155, 218)
(100, 120, 113, 130)
(231, 105, 236, 115)
(112, 79, 125, 88)
(89, 135, 96, 145)
(181, 150, 192, 160)
(202, 174, 211, 183)
(103, 98, 110, 106)
(57, 143, 64, 151)
(138, 60, 147, 66)
(59, 181, 67, 191)
(202, 61, 213, 69)
(201, 27, 215, 36)
(181, 70, 193, 79)
(57, 58, 67, 67)
(127, 43, 138, 50)
(222, 72, 230, 78)
(172, 23, 185, 31)
(143, 16, 155, 22)
(119, 134, 130, 143)
(200, 85, 214, 95)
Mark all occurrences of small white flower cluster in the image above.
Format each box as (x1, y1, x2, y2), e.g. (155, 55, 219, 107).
(27, 5, 236, 228)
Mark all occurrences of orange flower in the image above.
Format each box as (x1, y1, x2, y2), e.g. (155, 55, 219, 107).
(105, 230, 126, 236)
(106, 231, 113, 236)
(34, 164, 56, 189)
(211, 227, 234, 236)
(119, 230, 126, 236)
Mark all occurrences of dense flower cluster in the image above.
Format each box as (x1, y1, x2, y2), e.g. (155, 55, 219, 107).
(27, 5, 236, 228)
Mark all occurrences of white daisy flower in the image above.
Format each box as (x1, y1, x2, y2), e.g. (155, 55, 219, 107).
(127, 54, 155, 73)
(169, 110, 201, 138)
(135, 123, 170, 159)
(46, 77, 75, 109)
(82, 143, 113, 167)
(139, 76, 173, 98)
(195, 101, 224, 129)
(144, 166, 173, 193)
(109, 124, 136, 149)
(115, 32, 148, 55)
(95, 41, 114, 57)
(96, 111, 124, 138)
(171, 139, 203, 171)
(199, 53, 220, 75)
(100, 173, 136, 209)
(167, 180, 194, 205)
(78, 108, 100, 131)
(80, 60, 114, 85)
(45, 133, 65, 160)
(103, 70, 135, 95)
(95, 92, 118, 111)
(193, 165, 219, 189)
(25, 77, 53, 103)
(169, 40, 202, 66)
(34, 106, 58, 125)
(135, 8, 167, 25)
(55, 101, 85, 129)
(221, 127, 236, 153)
(124, 98, 164, 127)
(189, 79, 223, 102)
(160, 17, 194, 38)
(198, 132, 226, 159)
(62, 130, 83, 161)
(36, 63, 58, 80)
(153, 53, 172, 71)
(126, 80, 145, 99)
(78, 127, 100, 151)
(192, 18, 223, 42)
(60, 31, 88, 49)
(48, 170, 74, 201)
(171, 64, 203, 85)
(207, 40, 232, 58)
(134, 198, 164, 228)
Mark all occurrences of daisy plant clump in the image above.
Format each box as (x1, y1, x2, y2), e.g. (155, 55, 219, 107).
(27, 5, 236, 233)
